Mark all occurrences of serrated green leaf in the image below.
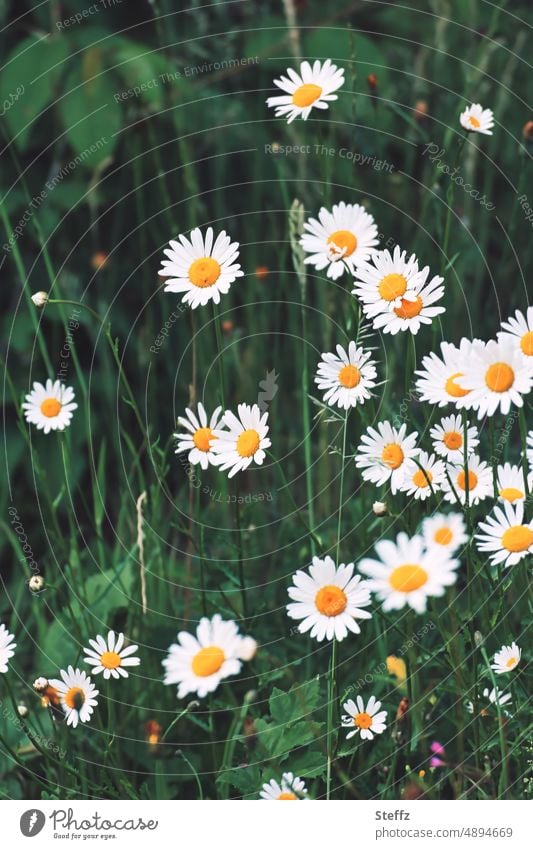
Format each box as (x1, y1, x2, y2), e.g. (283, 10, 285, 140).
(269, 678, 321, 726)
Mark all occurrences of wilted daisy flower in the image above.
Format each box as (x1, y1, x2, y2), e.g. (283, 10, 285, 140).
(467, 687, 512, 714)
(352, 246, 424, 318)
(162, 614, 253, 699)
(158, 227, 243, 309)
(260, 772, 308, 800)
(491, 642, 521, 674)
(355, 421, 419, 494)
(498, 307, 533, 359)
(22, 379, 77, 434)
(83, 630, 140, 680)
(286, 555, 372, 642)
(414, 339, 484, 407)
(475, 501, 533, 568)
(48, 667, 99, 728)
(341, 695, 387, 741)
(458, 339, 533, 419)
(460, 103, 494, 135)
(211, 403, 270, 478)
(496, 462, 531, 504)
(266, 59, 344, 124)
(174, 402, 223, 470)
(370, 273, 445, 336)
(399, 451, 446, 500)
(430, 413, 479, 463)
(358, 532, 459, 613)
(315, 342, 377, 409)
(442, 454, 492, 505)
(421, 512, 467, 553)
(300, 201, 378, 280)
(0, 623, 16, 673)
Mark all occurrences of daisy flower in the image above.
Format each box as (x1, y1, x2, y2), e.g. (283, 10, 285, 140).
(158, 227, 243, 309)
(341, 695, 387, 741)
(0, 623, 16, 673)
(314, 342, 377, 409)
(355, 421, 419, 494)
(491, 642, 521, 675)
(266, 59, 344, 124)
(162, 614, 253, 699)
(459, 103, 494, 135)
(83, 630, 140, 680)
(48, 666, 99, 728)
(260, 772, 308, 800)
(352, 245, 425, 318)
(22, 379, 77, 434)
(458, 338, 533, 419)
(398, 450, 446, 500)
(498, 306, 533, 359)
(358, 532, 459, 614)
(475, 501, 533, 568)
(369, 271, 445, 336)
(467, 687, 512, 714)
(414, 339, 484, 407)
(421, 512, 468, 553)
(286, 555, 372, 642)
(442, 454, 493, 505)
(300, 201, 379, 280)
(211, 403, 271, 478)
(174, 402, 223, 470)
(430, 413, 479, 463)
(496, 462, 531, 504)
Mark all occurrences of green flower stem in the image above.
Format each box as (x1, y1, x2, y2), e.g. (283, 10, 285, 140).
(234, 477, 247, 619)
(518, 406, 530, 498)
(212, 301, 227, 409)
(267, 450, 322, 549)
(326, 636, 337, 800)
(441, 132, 467, 276)
(479, 645, 509, 797)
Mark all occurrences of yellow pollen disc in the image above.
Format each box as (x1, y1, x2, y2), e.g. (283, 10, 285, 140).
(277, 792, 297, 800)
(354, 711, 373, 729)
(499, 487, 524, 503)
(315, 584, 347, 617)
(188, 256, 221, 288)
(394, 296, 423, 319)
(468, 115, 481, 128)
(378, 273, 407, 301)
(412, 468, 432, 487)
(40, 397, 62, 418)
(191, 645, 225, 677)
(434, 527, 453, 546)
(445, 372, 469, 398)
(193, 426, 214, 452)
(65, 686, 86, 710)
(443, 430, 462, 450)
(485, 362, 514, 393)
(389, 564, 428, 592)
(520, 331, 533, 356)
(236, 428, 260, 458)
(457, 470, 478, 491)
(381, 443, 404, 470)
(327, 229, 358, 257)
(501, 525, 533, 553)
(292, 82, 322, 107)
(506, 657, 517, 668)
(100, 650, 122, 670)
(338, 364, 361, 388)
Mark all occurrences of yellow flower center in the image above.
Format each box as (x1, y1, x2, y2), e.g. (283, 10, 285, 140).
(236, 429, 260, 458)
(338, 364, 361, 388)
(412, 468, 432, 488)
(315, 585, 347, 617)
(354, 711, 373, 729)
(292, 83, 322, 107)
(381, 443, 404, 470)
(434, 527, 453, 546)
(378, 273, 407, 301)
(520, 331, 533, 356)
(457, 469, 478, 491)
(506, 657, 517, 668)
(468, 115, 481, 128)
(188, 257, 221, 288)
(389, 564, 428, 593)
(277, 792, 297, 800)
(65, 686, 86, 710)
(499, 487, 524, 503)
(501, 525, 533, 553)
(193, 426, 214, 452)
(100, 651, 122, 670)
(443, 430, 462, 450)
(40, 397, 62, 417)
(394, 296, 423, 319)
(327, 229, 358, 258)
(445, 372, 469, 398)
(485, 362, 514, 393)
(191, 646, 225, 677)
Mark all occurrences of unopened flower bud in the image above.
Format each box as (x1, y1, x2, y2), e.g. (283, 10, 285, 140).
(523, 121, 533, 142)
(17, 703, 29, 717)
(373, 501, 388, 516)
(29, 575, 45, 593)
(31, 291, 49, 308)
(239, 637, 258, 661)
(474, 630, 484, 647)
(414, 100, 429, 121)
(367, 73, 378, 90)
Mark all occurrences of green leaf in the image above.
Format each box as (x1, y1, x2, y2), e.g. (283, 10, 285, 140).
(269, 678, 321, 726)
(288, 749, 327, 779)
(216, 763, 261, 796)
